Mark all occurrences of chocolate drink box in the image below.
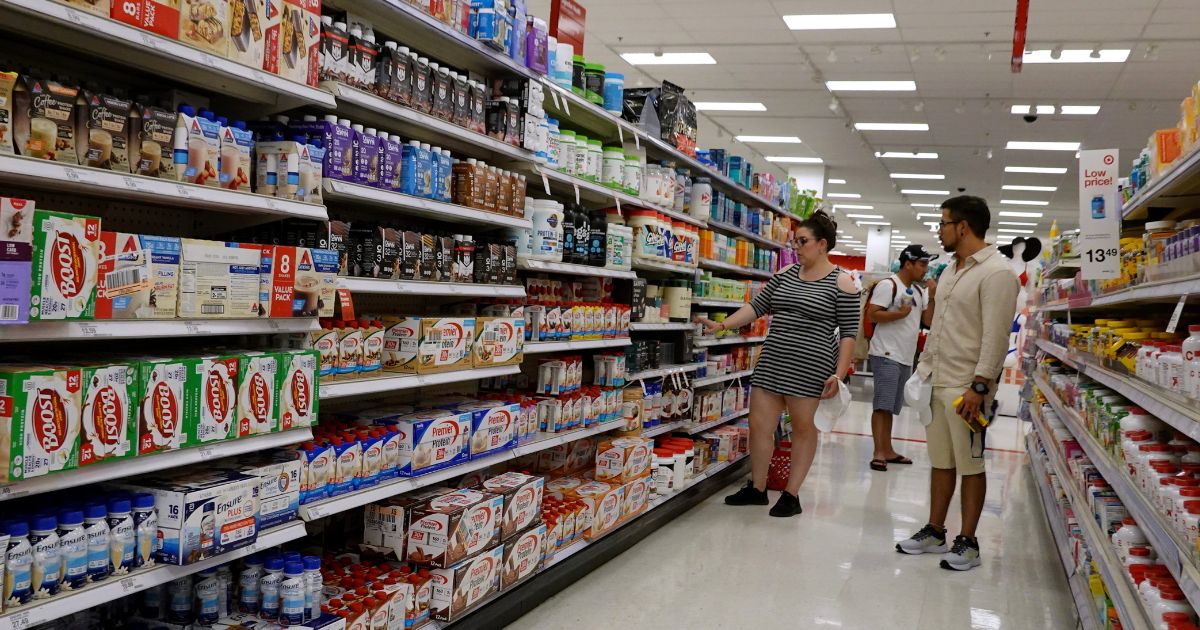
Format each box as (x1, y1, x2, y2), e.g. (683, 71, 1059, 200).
(406, 489, 504, 568)
(0, 365, 83, 481)
(181, 355, 239, 448)
(79, 361, 137, 467)
(136, 357, 200, 456)
(429, 544, 503, 622)
(30, 210, 101, 321)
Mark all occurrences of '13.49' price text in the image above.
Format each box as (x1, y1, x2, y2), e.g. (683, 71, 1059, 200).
(1084, 247, 1120, 263)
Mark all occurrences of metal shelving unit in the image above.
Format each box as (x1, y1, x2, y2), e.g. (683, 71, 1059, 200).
(0, 317, 318, 344)
(322, 179, 531, 230)
(516, 259, 638, 279)
(523, 338, 632, 354)
(691, 369, 754, 388)
(319, 365, 523, 400)
(338, 278, 526, 298)
(686, 408, 750, 434)
(699, 258, 774, 280)
(693, 335, 766, 348)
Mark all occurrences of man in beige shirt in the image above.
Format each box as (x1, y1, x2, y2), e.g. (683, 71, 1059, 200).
(895, 195, 1020, 572)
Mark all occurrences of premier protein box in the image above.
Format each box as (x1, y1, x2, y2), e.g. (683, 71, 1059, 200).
(460, 401, 519, 460)
(429, 544, 502, 622)
(236, 352, 279, 437)
(500, 523, 546, 591)
(417, 317, 476, 373)
(595, 437, 653, 484)
(407, 489, 504, 568)
(471, 317, 525, 368)
(79, 361, 137, 467)
(621, 476, 650, 522)
(479, 472, 544, 541)
(382, 315, 420, 373)
(183, 355, 239, 447)
(136, 357, 199, 456)
(0, 365, 83, 481)
(30, 210, 101, 321)
(277, 349, 318, 430)
(375, 409, 471, 477)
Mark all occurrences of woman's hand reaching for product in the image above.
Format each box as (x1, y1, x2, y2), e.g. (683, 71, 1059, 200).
(820, 375, 841, 399)
(696, 317, 723, 335)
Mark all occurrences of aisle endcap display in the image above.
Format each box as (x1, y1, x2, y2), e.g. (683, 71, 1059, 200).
(337, 278, 526, 298)
(0, 0, 335, 111)
(322, 179, 532, 230)
(319, 365, 523, 400)
(0, 317, 319, 343)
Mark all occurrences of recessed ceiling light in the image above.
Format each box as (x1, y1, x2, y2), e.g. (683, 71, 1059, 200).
(901, 189, 950, 195)
(998, 211, 1044, 218)
(1006, 166, 1068, 174)
(889, 173, 946, 180)
(911, 204, 941, 208)
(694, 102, 767, 112)
(832, 204, 875, 210)
(1035, 105, 1056, 115)
(828, 178, 847, 184)
(999, 221, 1038, 226)
(876, 152, 939, 159)
(737, 135, 802, 143)
(826, 81, 916, 92)
(826, 193, 861, 198)
(856, 123, 930, 131)
(783, 13, 897, 30)
(856, 221, 892, 226)
(843, 214, 884, 219)
(764, 156, 823, 163)
(1001, 199, 1050, 206)
(1061, 105, 1102, 115)
(1023, 48, 1130, 64)
(1011, 105, 1031, 114)
(621, 52, 717, 65)
(1006, 141, 1081, 151)
(1002, 185, 1057, 191)
(998, 228, 1035, 234)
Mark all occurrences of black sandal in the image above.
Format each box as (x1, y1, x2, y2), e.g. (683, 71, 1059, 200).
(870, 459, 888, 471)
(887, 455, 914, 465)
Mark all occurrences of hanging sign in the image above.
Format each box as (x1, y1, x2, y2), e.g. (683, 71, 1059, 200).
(551, 0, 586, 54)
(1077, 149, 1121, 280)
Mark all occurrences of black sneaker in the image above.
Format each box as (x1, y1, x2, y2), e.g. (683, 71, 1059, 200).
(724, 481, 769, 506)
(769, 491, 803, 517)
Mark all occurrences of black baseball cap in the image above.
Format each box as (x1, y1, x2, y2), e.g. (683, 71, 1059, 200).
(899, 244, 939, 263)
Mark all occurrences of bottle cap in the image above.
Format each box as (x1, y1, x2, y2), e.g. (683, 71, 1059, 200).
(304, 555, 321, 571)
(245, 553, 264, 567)
(31, 514, 56, 531)
(133, 493, 155, 510)
(58, 508, 83, 526)
(84, 502, 107, 520)
(108, 498, 131, 514)
(179, 104, 196, 116)
(265, 556, 285, 571)
(285, 560, 304, 575)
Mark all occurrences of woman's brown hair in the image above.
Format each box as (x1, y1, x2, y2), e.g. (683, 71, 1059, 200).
(800, 209, 837, 250)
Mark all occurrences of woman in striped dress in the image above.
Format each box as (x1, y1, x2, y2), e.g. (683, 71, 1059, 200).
(697, 210, 859, 517)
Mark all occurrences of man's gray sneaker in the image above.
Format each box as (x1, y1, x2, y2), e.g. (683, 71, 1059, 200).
(896, 523, 949, 555)
(940, 535, 982, 571)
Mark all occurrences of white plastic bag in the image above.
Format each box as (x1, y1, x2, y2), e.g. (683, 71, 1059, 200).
(815, 379, 851, 432)
(903, 371, 933, 426)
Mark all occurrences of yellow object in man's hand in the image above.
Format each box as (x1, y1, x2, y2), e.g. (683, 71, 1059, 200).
(952, 396, 990, 433)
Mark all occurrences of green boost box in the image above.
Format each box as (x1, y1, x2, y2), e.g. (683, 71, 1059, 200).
(137, 357, 200, 456)
(0, 365, 82, 481)
(79, 362, 137, 466)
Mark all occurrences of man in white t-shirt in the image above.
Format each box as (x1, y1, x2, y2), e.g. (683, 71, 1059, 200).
(866, 244, 938, 471)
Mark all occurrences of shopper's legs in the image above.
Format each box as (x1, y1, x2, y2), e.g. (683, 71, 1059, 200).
(782, 396, 820, 495)
(929, 467, 957, 529)
(871, 409, 895, 462)
(924, 387, 959, 530)
(748, 387, 787, 491)
(959, 472, 987, 537)
(868, 355, 909, 465)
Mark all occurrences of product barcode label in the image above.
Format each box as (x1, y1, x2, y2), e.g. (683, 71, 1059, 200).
(483, 331, 498, 342)
(428, 330, 442, 342)
(0, 304, 17, 321)
(105, 267, 147, 292)
(201, 304, 225, 315)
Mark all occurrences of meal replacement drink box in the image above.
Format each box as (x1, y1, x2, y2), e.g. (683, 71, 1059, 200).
(0, 365, 83, 481)
(79, 362, 137, 466)
(137, 357, 200, 455)
(30, 210, 101, 320)
(183, 355, 240, 447)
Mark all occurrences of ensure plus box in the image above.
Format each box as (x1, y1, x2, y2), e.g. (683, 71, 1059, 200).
(96, 232, 181, 319)
(236, 352, 279, 437)
(30, 210, 101, 321)
(374, 409, 471, 477)
(459, 401, 519, 460)
(136, 357, 199, 456)
(225, 458, 302, 530)
(277, 349, 318, 430)
(79, 362, 137, 467)
(183, 355, 240, 447)
(0, 365, 82, 481)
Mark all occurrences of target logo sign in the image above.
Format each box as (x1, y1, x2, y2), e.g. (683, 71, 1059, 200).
(1104, 155, 1115, 165)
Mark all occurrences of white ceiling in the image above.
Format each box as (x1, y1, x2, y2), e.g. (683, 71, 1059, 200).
(529, 0, 1200, 252)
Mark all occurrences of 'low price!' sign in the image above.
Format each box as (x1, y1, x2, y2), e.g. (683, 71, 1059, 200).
(1078, 149, 1121, 280)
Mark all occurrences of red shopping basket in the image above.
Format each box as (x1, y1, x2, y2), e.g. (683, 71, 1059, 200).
(766, 441, 792, 491)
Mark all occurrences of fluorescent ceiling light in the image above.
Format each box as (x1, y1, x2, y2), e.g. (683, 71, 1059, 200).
(1006, 166, 1068, 174)
(856, 221, 891, 226)
(1061, 105, 1102, 115)
(843, 214, 883, 219)
(901, 189, 950, 195)
(1006, 141, 1081, 151)
(738, 135, 802, 143)
(694, 102, 767, 112)
(998, 228, 1035, 234)
(828, 178, 846, 184)
(916, 213, 941, 219)
(876, 152, 938, 159)
(1001, 199, 1050, 206)
(999, 221, 1038, 226)
(826, 80, 915, 92)
(1002, 185, 1057, 192)
(764, 156, 823, 163)
(1023, 49, 1130, 64)
(911, 204, 941, 208)
(999, 211, 1044, 218)
(826, 193, 861, 198)
(621, 52, 716, 65)
(889, 173, 945, 180)
(1036, 105, 1056, 115)
(784, 13, 896, 30)
(856, 123, 929, 131)
(1011, 105, 1031, 114)
(832, 204, 874, 210)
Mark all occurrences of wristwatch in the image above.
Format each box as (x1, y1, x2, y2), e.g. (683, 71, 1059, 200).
(971, 381, 990, 396)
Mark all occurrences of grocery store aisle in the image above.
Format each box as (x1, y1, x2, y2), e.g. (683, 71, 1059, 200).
(509, 382, 1074, 629)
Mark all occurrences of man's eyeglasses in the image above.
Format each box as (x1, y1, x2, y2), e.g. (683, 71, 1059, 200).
(937, 219, 962, 230)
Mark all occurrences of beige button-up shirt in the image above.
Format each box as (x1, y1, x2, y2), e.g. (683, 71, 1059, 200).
(916, 245, 1020, 389)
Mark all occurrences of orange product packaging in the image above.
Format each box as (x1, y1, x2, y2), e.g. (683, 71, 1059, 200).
(620, 476, 650, 521)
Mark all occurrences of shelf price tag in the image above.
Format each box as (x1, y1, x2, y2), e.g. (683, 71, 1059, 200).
(561, 96, 571, 116)
(198, 446, 216, 460)
(573, 183, 580, 205)
(1167, 294, 1189, 334)
(1078, 150, 1121, 280)
(549, 90, 561, 111)
(1, 610, 33, 630)
(617, 126, 625, 145)
(541, 172, 551, 195)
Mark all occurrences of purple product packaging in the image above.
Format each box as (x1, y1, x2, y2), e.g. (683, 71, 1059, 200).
(525, 17, 548, 74)
(358, 130, 381, 187)
(381, 135, 404, 191)
(0, 240, 32, 324)
(290, 118, 355, 182)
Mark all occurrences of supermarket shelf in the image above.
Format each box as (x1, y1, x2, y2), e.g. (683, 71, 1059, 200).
(516, 259, 638, 279)
(1122, 146, 1200, 220)
(322, 179, 531, 230)
(523, 338, 632, 354)
(0, 428, 313, 502)
(708, 221, 787, 249)
(319, 365, 522, 400)
(631, 258, 699, 276)
(1036, 271, 1200, 312)
(0, 0, 334, 112)
(691, 298, 749, 309)
(699, 258, 774, 280)
(1045, 259, 1083, 280)
(1033, 372, 1200, 614)
(338, 278, 526, 298)
(0, 521, 307, 630)
(326, 82, 538, 164)
(626, 362, 704, 381)
(1035, 339, 1200, 445)
(0, 317, 318, 344)
(642, 421, 686, 438)
(533, 168, 705, 228)
(299, 419, 626, 521)
(628, 322, 698, 332)
(0, 153, 326, 220)
(687, 408, 750, 434)
(1026, 433, 1104, 630)
(693, 335, 766, 348)
(692, 369, 754, 388)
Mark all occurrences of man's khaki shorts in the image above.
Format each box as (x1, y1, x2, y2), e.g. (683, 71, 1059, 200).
(926, 386, 988, 476)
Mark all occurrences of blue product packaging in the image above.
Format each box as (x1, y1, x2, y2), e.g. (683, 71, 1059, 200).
(29, 514, 60, 598)
(328, 436, 361, 497)
(195, 568, 220, 625)
(57, 509, 89, 590)
(299, 441, 333, 504)
(107, 499, 135, 576)
(437, 150, 453, 202)
(280, 561, 306, 624)
(377, 425, 402, 480)
(375, 409, 471, 476)
(417, 144, 434, 198)
(459, 401, 520, 459)
(5, 520, 32, 606)
(381, 135, 404, 191)
(357, 429, 382, 489)
(227, 459, 302, 530)
(82, 502, 110, 582)
(428, 146, 441, 200)
(400, 141, 420, 196)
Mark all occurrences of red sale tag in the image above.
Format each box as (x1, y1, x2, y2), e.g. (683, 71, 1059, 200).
(337, 288, 356, 321)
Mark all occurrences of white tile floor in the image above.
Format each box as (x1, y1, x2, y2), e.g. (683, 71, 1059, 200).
(508, 379, 1077, 629)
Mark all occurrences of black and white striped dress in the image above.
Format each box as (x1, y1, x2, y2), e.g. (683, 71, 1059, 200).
(749, 266, 860, 398)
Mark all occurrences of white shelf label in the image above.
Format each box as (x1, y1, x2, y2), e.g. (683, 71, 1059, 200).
(198, 446, 216, 460)
(617, 126, 625, 144)
(1, 610, 33, 630)
(184, 322, 201, 335)
(139, 32, 157, 49)
(0, 485, 29, 500)
(549, 90, 561, 110)
(1167, 294, 1188, 334)
(175, 184, 192, 198)
(561, 97, 571, 116)
(542, 172, 551, 195)
(573, 183, 580, 205)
